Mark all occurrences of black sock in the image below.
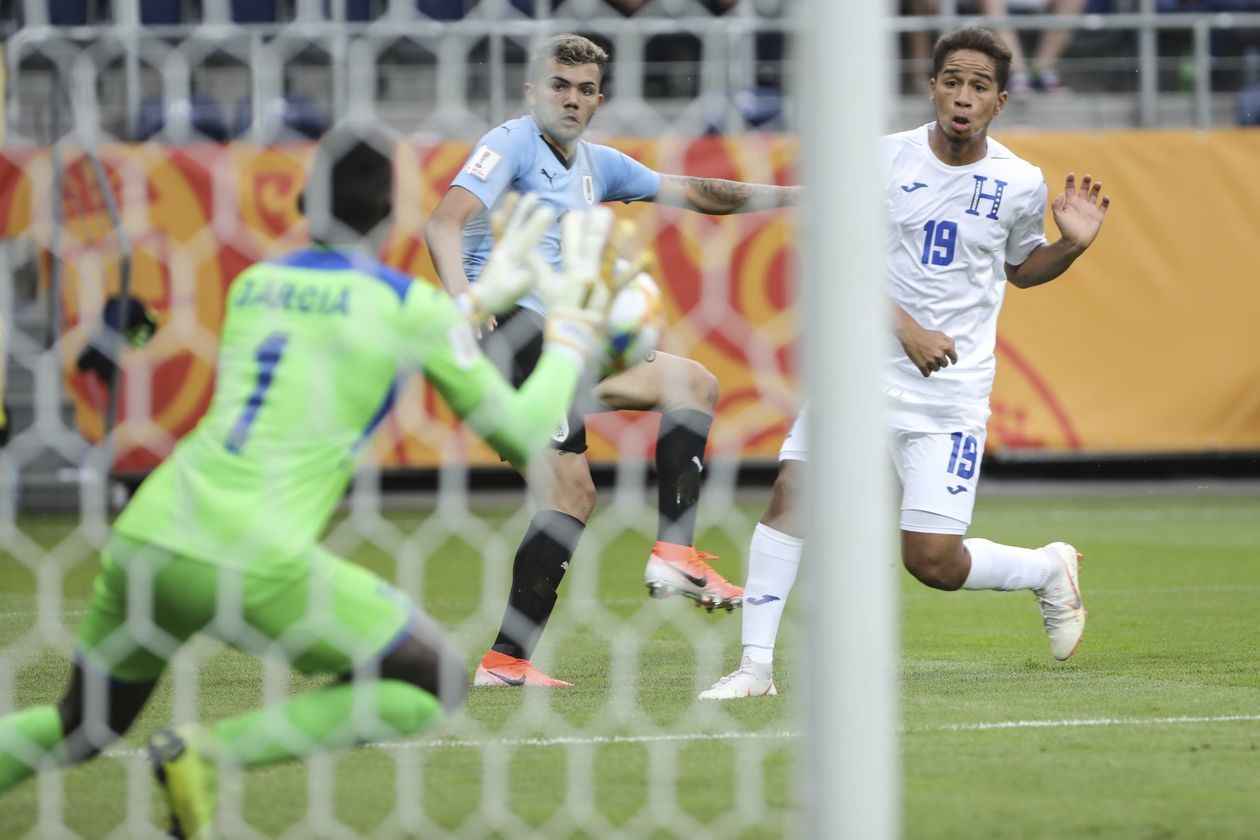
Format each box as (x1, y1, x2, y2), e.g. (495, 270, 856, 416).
(655, 408, 713, 546)
(491, 510, 585, 660)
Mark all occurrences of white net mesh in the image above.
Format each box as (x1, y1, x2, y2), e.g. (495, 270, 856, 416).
(1, 3, 799, 836)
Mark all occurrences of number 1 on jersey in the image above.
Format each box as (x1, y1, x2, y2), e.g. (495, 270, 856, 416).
(226, 331, 289, 454)
(921, 219, 958, 267)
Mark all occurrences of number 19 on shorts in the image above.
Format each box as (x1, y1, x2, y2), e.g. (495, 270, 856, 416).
(946, 432, 978, 479)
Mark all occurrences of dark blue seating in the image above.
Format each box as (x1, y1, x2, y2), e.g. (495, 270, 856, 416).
(417, 0, 466, 20)
(345, 0, 374, 18)
(48, 0, 89, 25)
(417, 0, 538, 22)
(231, 95, 328, 140)
(323, 0, 377, 19)
(231, 0, 279, 23)
(136, 94, 229, 142)
(1158, 0, 1260, 10)
(139, 0, 182, 24)
(738, 87, 784, 129)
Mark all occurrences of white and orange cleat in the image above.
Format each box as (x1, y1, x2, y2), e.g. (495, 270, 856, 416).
(644, 541, 743, 612)
(1035, 542, 1086, 661)
(473, 650, 573, 687)
(698, 656, 777, 700)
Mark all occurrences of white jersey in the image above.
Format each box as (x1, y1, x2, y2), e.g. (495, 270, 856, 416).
(882, 123, 1048, 429)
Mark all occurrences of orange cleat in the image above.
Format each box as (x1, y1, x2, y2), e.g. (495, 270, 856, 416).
(473, 650, 573, 687)
(644, 541, 744, 612)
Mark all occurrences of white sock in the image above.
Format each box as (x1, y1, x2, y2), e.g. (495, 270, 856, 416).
(740, 523, 803, 667)
(962, 538, 1053, 591)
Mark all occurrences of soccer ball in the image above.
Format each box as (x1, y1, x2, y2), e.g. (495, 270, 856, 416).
(602, 272, 664, 376)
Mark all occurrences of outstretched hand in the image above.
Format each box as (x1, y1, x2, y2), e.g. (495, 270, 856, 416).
(1051, 173, 1111, 251)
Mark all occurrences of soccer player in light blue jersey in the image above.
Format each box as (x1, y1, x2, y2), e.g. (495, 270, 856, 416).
(425, 33, 800, 687)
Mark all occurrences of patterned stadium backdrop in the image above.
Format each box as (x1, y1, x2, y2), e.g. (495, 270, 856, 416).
(2, 129, 1259, 471)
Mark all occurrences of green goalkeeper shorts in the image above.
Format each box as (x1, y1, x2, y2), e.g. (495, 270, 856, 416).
(75, 533, 415, 683)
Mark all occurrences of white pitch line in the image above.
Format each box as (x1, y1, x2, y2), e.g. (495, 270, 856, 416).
(101, 714, 1260, 759)
(105, 729, 799, 759)
(0, 611, 88, 620)
(377, 729, 801, 751)
(914, 713, 1260, 733)
(0, 599, 662, 620)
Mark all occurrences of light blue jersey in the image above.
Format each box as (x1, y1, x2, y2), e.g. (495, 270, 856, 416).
(451, 114, 662, 312)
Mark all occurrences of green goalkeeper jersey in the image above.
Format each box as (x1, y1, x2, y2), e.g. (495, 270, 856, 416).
(113, 246, 580, 573)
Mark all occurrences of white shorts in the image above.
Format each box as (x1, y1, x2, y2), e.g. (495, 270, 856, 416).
(778, 405, 982, 533)
(779, 410, 806, 462)
(890, 422, 987, 535)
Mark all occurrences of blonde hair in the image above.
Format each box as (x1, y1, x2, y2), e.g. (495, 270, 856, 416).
(530, 34, 609, 83)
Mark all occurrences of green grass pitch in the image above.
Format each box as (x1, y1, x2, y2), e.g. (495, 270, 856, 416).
(1, 487, 1258, 837)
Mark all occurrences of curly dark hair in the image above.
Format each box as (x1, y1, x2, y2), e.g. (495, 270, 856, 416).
(932, 27, 1013, 92)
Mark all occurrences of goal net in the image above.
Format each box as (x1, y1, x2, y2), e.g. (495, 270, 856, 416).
(0, 1, 801, 836)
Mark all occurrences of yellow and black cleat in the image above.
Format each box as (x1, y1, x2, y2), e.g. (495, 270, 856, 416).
(148, 726, 218, 840)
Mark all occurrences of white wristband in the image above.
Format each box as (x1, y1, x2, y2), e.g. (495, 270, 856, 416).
(544, 318, 598, 366)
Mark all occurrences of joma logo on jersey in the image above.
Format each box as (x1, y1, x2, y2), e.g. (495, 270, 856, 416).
(966, 175, 1008, 220)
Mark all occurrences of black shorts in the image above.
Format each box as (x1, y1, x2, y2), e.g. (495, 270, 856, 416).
(478, 306, 589, 455)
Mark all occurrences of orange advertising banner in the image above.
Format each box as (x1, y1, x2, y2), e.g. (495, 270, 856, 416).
(991, 130, 1260, 454)
(0, 135, 797, 472)
(1, 129, 1257, 470)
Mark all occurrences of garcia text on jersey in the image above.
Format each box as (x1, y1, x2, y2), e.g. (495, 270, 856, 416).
(234, 278, 352, 316)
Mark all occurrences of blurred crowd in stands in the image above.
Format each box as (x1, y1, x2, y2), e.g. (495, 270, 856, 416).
(3, 0, 771, 26)
(4, 0, 1260, 135)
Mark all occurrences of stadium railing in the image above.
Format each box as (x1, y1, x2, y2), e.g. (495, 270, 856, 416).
(4, 0, 791, 143)
(6, 0, 1260, 146)
(894, 2, 1260, 129)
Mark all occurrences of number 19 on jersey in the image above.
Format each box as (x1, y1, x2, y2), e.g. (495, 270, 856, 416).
(921, 219, 958, 267)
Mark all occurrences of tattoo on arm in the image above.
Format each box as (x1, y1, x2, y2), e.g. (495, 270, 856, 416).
(689, 177, 755, 212)
(660, 174, 798, 215)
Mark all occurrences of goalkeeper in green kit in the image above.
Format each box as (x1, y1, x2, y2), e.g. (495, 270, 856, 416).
(0, 128, 642, 838)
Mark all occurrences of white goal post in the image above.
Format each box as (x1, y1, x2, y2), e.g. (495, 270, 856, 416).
(800, 1, 898, 838)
